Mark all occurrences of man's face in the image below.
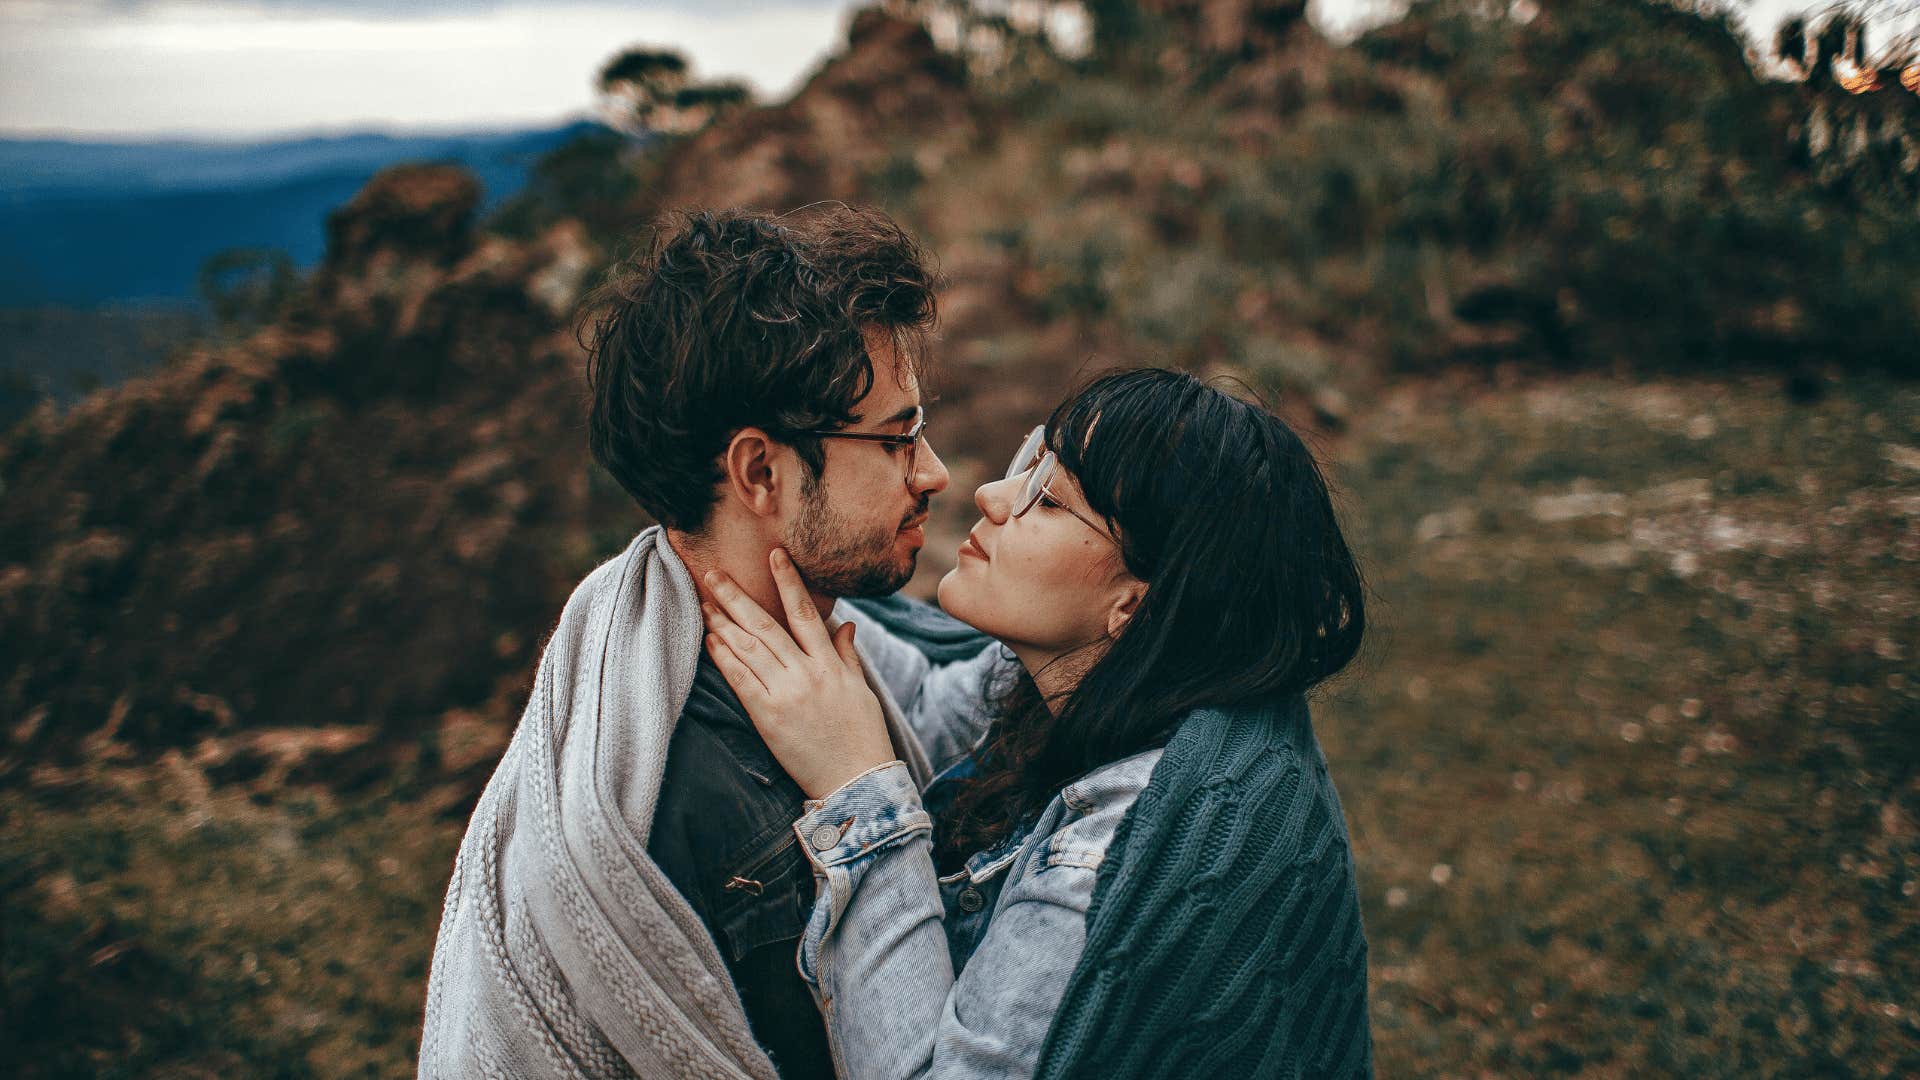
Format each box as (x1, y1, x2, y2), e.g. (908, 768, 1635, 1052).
(782, 329, 950, 598)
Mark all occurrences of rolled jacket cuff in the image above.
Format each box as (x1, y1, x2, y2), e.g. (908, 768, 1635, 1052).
(794, 760, 931, 870)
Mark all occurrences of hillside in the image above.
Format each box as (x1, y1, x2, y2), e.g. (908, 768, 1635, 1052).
(2, 1, 1916, 1075)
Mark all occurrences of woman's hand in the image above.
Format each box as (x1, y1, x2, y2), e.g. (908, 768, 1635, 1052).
(701, 548, 897, 800)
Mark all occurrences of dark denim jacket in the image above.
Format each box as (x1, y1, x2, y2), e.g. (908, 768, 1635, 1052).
(648, 607, 1011, 1080)
(648, 655, 833, 1080)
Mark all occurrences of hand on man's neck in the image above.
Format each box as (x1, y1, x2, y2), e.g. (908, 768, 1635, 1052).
(665, 526, 836, 635)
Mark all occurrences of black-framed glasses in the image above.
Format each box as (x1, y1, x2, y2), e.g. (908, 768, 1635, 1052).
(800, 405, 928, 477)
(1005, 425, 1112, 542)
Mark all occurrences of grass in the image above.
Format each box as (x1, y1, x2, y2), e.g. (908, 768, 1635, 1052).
(2, 758, 460, 1077)
(1316, 373, 1920, 1077)
(3, 371, 1916, 1077)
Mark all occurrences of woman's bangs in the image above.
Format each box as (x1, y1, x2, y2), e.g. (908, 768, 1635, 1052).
(1043, 371, 1212, 584)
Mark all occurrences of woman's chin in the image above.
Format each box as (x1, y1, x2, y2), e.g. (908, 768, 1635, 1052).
(935, 569, 979, 627)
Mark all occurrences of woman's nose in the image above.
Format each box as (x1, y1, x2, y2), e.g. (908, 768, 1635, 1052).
(975, 475, 1017, 522)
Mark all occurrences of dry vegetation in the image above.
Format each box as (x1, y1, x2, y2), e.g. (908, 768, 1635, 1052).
(7, 373, 1914, 1077)
(4, 0, 1918, 1075)
(1324, 374, 1919, 1075)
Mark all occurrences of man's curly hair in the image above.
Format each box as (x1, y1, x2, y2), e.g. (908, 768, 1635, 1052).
(582, 204, 939, 531)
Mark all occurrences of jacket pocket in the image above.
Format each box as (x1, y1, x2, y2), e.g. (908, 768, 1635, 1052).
(715, 829, 811, 963)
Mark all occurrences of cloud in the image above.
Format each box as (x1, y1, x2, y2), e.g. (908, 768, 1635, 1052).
(2, 0, 796, 17)
(0, 1, 852, 137)
(1, 0, 1820, 138)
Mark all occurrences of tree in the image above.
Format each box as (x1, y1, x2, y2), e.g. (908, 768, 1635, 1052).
(1777, 2, 1919, 91)
(595, 47, 752, 135)
(198, 248, 295, 329)
(1776, 2, 1919, 198)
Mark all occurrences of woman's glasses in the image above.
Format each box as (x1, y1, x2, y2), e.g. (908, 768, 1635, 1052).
(1005, 426, 1112, 541)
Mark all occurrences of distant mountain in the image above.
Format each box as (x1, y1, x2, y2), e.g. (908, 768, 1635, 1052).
(0, 121, 608, 306)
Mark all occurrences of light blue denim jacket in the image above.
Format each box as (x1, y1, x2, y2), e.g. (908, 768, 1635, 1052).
(803, 605, 1166, 1079)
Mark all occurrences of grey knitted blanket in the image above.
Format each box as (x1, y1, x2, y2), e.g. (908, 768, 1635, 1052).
(418, 526, 931, 1078)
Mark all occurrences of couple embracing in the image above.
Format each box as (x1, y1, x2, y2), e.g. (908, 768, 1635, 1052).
(419, 205, 1372, 1079)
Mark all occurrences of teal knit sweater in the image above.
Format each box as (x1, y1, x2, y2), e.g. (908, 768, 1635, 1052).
(1034, 698, 1373, 1078)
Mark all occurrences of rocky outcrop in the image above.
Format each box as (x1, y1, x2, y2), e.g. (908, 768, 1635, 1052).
(651, 9, 978, 211)
(0, 163, 617, 790)
(319, 164, 481, 281)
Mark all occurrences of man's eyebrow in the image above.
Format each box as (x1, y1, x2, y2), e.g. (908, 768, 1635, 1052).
(879, 404, 921, 426)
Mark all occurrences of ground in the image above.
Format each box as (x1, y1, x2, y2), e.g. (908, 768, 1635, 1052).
(6, 370, 1914, 1077)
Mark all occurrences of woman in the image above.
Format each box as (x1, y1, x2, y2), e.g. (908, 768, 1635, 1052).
(700, 367, 1371, 1078)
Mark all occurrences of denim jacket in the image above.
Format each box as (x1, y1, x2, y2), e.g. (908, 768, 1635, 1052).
(798, 606, 1164, 1079)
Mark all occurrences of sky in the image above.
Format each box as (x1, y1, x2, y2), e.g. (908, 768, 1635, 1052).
(0, 0, 1836, 140)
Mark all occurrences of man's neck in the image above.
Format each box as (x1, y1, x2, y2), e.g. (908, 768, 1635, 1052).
(665, 526, 836, 634)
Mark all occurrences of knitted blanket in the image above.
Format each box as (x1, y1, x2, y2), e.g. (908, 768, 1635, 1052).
(1034, 698, 1373, 1079)
(417, 527, 930, 1078)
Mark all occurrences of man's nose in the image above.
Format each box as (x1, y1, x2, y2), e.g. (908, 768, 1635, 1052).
(911, 439, 951, 497)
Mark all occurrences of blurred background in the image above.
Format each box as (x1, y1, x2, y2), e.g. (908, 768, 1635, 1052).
(2, 0, 1916, 1075)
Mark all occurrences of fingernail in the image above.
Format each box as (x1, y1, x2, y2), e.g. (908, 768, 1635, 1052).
(772, 548, 788, 566)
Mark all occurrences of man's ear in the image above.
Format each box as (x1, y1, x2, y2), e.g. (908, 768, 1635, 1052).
(1106, 580, 1147, 639)
(721, 427, 789, 518)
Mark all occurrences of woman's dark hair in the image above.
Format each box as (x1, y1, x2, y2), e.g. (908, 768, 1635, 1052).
(583, 204, 939, 531)
(934, 367, 1367, 870)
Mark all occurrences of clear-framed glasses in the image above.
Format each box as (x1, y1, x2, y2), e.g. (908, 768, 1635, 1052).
(801, 405, 928, 477)
(1004, 425, 1112, 541)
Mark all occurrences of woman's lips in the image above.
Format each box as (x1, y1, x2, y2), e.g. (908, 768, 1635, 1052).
(958, 533, 987, 561)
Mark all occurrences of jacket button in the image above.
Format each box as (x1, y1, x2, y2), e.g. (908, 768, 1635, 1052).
(808, 823, 843, 852)
(957, 886, 984, 913)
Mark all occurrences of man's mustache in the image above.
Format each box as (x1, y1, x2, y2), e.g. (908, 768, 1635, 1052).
(900, 496, 930, 529)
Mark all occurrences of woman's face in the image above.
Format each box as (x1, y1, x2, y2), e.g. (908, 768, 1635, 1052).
(936, 452, 1142, 664)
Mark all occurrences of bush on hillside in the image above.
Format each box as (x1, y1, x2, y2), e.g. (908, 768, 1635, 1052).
(942, 0, 1920, 377)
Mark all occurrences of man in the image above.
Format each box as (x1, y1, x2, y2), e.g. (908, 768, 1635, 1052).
(419, 205, 999, 1079)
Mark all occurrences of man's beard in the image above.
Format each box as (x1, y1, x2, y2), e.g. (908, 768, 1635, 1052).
(785, 485, 927, 598)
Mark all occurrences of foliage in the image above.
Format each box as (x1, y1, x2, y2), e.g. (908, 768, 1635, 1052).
(515, 0, 1920, 380)
(1341, 0, 1920, 375)
(940, 0, 1920, 377)
(1775, 2, 1920, 201)
(198, 247, 297, 329)
(595, 45, 754, 135)
(488, 126, 650, 242)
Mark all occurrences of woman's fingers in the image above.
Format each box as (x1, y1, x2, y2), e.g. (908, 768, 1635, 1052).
(703, 569, 803, 667)
(703, 602, 784, 686)
(768, 548, 834, 657)
(831, 620, 861, 672)
(706, 635, 768, 701)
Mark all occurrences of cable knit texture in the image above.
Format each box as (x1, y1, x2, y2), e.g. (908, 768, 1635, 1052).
(1034, 697, 1373, 1079)
(417, 526, 931, 1079)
